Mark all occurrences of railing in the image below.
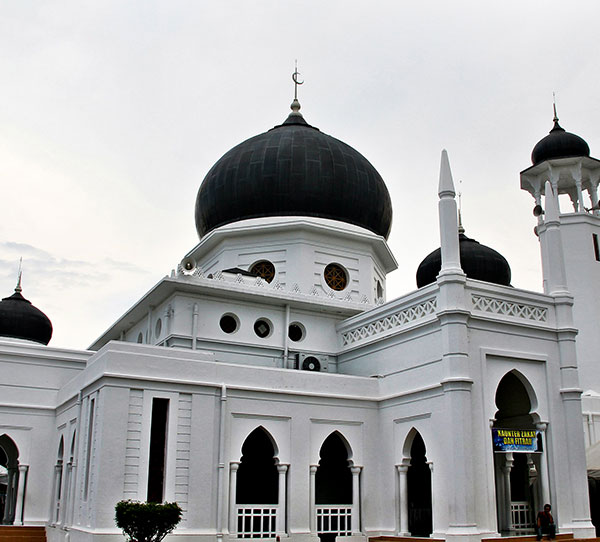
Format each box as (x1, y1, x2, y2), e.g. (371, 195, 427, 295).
(511, 501, 534, 534)
(236, 506, 278, 538)
(316, 506, 352, 536)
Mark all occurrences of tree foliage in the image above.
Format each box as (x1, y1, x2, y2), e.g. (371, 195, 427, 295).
(115, 501, 182, 542)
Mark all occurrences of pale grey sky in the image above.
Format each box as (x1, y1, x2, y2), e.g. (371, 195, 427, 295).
(1, 1, 599, 348)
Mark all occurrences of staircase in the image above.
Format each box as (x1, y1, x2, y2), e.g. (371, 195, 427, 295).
(0, 527, 46, 542)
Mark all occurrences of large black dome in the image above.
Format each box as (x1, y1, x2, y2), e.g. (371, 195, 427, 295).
(531, 118, 590, 165)
(0, 286, 53, 345)
(416, 232, 511, 288)
(195, 111, 393, 239)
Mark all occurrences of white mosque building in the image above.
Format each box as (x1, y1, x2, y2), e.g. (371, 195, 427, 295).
(1, 93, 599, 542)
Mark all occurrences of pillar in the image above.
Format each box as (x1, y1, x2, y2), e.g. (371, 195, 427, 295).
(277, 464, 288, 536)
(309, 465, 318, 534)
(13, 464, 28, 526)
(427, 461, 435, 535)
(396, 464, 409, 535)
(503, 454, 514, 533)
(536, 424, 551, 507)
(229, 462, 240, 535)
(351, 466, 361, 535)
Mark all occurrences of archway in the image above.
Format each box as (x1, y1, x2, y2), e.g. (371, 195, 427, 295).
(235, 427, 279, 538)
(0, 435, 19, 525)
(493, 371, 542, 535)
(315, 432, 353, 539)
(406, 432, 432, 537)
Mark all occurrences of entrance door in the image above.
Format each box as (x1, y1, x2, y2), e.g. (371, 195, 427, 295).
(0, 435, 19, 525)
(407, 432, 432, 537)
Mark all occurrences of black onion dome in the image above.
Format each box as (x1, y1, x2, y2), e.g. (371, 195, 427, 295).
(195, 112, 393, 239)
(416, 233, 511, 288)
(0, 287, 53, 345)
(531, 119, 590, 165)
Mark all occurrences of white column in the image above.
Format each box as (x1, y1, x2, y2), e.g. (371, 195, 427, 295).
(396, 464, 409, 535)
(350, 466, 361, 535)
(589, 172, 600, 215)
(536, 424, 551, 506)
(503, 454, 514, 532)
(229, 462, 240, 535)
(277, 464, 288, 536)
(62, 462, 73, 527)
(14, 464, 28, 525)
(427, 461, 435, 535)
(309, 465, 318, 534)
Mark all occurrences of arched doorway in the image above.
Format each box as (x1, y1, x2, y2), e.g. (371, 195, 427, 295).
(315, 432, 354, 539)
(406, 432, 432, 537)
(0, 435, 19, 525)
(493, 371, 542, 535)
(235, 427, 280, 538)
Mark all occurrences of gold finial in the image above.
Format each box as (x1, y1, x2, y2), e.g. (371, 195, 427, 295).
(15, 258, 22, 293)
(291, 60, 304, 114)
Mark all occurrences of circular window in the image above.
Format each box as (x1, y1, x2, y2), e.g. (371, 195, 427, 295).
(254, 318, 272, 338)
(137, 332, 143, 344)
(220, 314, 239, 334)
(302, 356, 321, 371)
(155, 319, 162, 339)
(288, 322, 305, 342)
(250, 260, 276, 283)
(324, 263, 348, 291)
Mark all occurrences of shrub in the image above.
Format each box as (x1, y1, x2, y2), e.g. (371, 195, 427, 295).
(115, 500, 182, 542)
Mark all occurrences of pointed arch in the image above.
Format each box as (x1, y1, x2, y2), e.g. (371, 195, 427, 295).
(316, 432, 353, 505)
(236, 426, 279, 505)
(69, 431, 76, 461)
(494, 370, 539, 427)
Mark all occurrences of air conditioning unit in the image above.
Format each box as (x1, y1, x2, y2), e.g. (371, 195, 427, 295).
(297, 353, 329, 373)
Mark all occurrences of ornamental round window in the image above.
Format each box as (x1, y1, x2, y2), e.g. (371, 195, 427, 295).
(254, 318, 272, 338)
(324, 263, 348, 291)
(250, 260, 275, 283)
(219, 314, 239, 334)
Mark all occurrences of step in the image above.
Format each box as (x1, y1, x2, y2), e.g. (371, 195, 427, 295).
(0, 526, 46, 542)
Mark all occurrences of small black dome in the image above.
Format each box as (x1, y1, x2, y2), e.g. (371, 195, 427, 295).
(195, 111, 393, 239)
(0, 286, 53, 345)
(531, 119, 590, 165)
(416, 233, 511, 288)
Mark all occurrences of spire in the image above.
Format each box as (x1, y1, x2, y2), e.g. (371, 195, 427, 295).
(437, 150, 463, 276)
(550, 92, 564, 133)
(290, 60, 304, 117)
(458, 180, 465, 234)
(15, 258, 22, 294)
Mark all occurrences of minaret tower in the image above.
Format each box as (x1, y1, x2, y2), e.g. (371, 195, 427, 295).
(521, 105, 600, 399)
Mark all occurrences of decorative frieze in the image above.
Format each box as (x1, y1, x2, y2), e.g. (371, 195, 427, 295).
(471, 294, 547, 322)
(341, 298, 437, 346)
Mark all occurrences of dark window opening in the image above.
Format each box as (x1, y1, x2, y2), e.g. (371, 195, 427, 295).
(250, 261, 276, 283)
(220, 314, 238, 334)
(316, 433, 352, 505)
(147, 398, 169, 503)
(237, 428, 278, 504)
(288, 323, 304, 342)
(254, 319, 271, 338)
(593, 234, 600, 262)
(407, 432, 432, 537)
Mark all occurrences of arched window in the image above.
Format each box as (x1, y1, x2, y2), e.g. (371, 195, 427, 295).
(315, 432, 353, 537)
(235, 428, 279, 538)
(406, 432, 432, 537)
(54, 437, 65, 523)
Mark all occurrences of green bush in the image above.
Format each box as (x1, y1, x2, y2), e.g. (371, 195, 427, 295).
(115, 500, 182, 542)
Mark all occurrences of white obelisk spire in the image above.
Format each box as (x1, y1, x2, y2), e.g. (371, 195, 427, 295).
(438, 150, 463, 277)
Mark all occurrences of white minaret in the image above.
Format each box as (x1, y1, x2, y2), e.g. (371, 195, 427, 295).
(521, 112, 600, 440)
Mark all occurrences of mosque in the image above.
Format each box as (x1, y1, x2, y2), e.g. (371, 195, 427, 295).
(1, 85, 600, 542)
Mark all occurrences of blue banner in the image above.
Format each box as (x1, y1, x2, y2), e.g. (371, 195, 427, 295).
(492, 428, 541, 452)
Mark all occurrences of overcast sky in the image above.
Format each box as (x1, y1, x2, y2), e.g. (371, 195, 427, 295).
(1, 1, 599, 349)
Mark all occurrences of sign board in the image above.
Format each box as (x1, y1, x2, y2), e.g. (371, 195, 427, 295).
(492, 428, 542, 452)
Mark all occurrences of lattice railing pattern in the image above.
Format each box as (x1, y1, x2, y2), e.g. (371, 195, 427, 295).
(471, 295, 548, 322)
(511, 501, 534, 534)
(236, 506, 277, 538)
(316, 506, 352, 535)
(341, 299, 437, 346)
